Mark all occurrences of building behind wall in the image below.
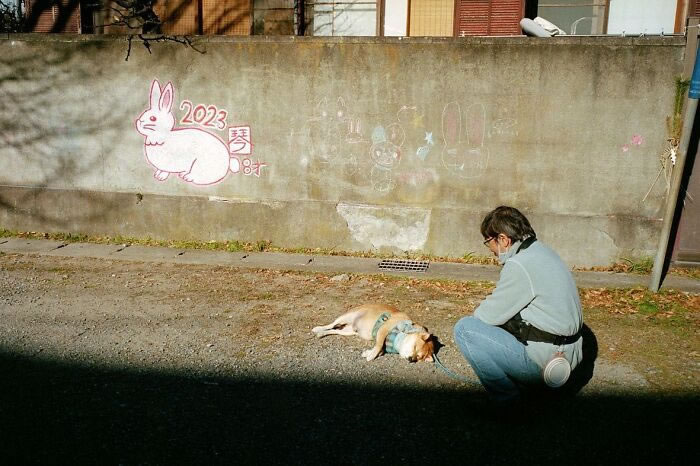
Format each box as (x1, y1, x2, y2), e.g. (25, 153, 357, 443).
(16, 2, 700, 41)
(24, 0, 85, 33)
(537, 0, 696, 36)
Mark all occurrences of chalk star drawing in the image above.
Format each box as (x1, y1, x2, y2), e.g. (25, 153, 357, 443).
(416, 132, 435, 162)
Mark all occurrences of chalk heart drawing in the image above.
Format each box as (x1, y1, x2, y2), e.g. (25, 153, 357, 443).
(441, 102, 490, 179)
(135, 79, 239, 186)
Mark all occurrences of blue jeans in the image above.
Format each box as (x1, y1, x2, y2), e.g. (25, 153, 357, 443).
(454, 316, 542, 402)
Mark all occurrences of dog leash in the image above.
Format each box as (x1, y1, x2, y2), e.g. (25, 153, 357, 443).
(432, 353, 481, 387)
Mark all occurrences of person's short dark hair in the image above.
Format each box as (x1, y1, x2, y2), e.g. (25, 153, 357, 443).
(480, 206, 536, 242)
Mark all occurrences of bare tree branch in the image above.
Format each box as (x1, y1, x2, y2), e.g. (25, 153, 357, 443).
(0, 1, 24, 33)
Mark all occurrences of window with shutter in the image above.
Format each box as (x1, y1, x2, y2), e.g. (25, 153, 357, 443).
(202, 0, 251, 35)
(409, 0, 454, 37)
(454, 0, 524, 37)
(25, 0, 82, 33)
(155, 0, 200, 35)
(154, 0, 251, 36)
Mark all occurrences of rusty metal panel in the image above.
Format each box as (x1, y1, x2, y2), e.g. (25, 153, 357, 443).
(455, 0, 523, 36)
(456, 0, 491, 36)
(489, 0, 523, 35)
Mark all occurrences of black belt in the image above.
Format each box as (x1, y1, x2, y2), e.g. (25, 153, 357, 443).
(499, 313, 580, 346)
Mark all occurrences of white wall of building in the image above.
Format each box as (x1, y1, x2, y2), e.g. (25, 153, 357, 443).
(607, 0, 676, 35)
(384, 0, 408, 36)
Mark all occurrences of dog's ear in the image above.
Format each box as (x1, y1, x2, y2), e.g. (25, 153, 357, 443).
(420, 332, 431, 341)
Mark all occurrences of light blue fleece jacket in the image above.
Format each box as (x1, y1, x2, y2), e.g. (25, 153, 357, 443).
(473, 239, 583, 370)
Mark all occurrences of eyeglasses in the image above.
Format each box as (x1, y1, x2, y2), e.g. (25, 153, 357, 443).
(483, 237, 494, 246)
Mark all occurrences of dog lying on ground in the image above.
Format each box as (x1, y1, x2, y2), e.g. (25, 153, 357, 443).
(312, 304, 436, 362)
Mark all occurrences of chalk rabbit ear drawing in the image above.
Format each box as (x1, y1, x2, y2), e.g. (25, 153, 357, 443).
(441, 101, 463, 171)
(441, 101, 489, 179)
(135, 79, 239, 186)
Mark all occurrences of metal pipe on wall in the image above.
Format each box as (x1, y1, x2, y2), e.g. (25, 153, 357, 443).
(649, 25, 700, 292)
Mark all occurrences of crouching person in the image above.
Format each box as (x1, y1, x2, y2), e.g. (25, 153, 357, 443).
(455, 206, 583, 403)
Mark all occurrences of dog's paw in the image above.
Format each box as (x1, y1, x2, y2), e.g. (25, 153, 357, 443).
(311, 327, 324, 337)
(361, 349, 376, 361)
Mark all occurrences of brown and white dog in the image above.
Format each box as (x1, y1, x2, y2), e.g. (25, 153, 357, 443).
(312, 304, 436, 362)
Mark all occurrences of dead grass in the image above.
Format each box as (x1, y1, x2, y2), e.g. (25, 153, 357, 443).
(1, 228, 697, 276)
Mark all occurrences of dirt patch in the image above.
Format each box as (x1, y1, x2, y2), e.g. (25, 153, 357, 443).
(1, 252, 698, 464)
(0, 253, 698, 391)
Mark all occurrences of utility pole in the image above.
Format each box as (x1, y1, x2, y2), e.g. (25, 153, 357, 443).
(649, 21, 700, 292)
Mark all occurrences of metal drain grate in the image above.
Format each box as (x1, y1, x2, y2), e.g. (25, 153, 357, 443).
(378, 259, 430, 272)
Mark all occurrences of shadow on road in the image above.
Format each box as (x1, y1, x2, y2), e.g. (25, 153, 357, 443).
(1, 343, 696, 465)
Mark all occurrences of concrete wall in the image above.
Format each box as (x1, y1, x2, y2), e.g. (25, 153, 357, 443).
(0, 34, 685, 266)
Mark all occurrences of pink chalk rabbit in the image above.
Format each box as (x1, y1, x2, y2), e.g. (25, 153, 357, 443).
(135, 79, 239, 185)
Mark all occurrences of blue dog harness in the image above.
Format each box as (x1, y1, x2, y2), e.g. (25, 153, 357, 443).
(371, 312, 422, 354)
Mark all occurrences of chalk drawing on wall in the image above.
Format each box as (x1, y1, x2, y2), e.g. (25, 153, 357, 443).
(346, 118, 364, 144)
(397, 105, 425, 130)
(228, 125, 267, 177)
(622, 134, 644, 152)
(366, 104, 438, 196)
(308, 97, 366, 165)
(441, 101, 490, 179)
(239, 157, 267, 177)
(229, 126, 252, 155)
(343, 154, 360, 177)
(368, 123, 402, 194)
(179, 100, 228, 130)
(416, 132, 435, 161)
(490, 118, 518, 138)
(370, 140, 401, 168)
(135, 79, 242, 185)
(370, 165, 396, 194)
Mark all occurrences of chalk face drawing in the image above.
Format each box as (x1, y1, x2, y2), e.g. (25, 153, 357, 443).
(309, 97, 351, 164)
(369, 123, 403, 193)
(306, 96, 361, 175)
(135, 79, 241, 186)
(370, 127, 402, 168)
